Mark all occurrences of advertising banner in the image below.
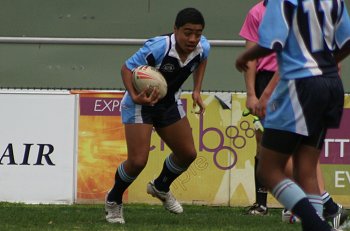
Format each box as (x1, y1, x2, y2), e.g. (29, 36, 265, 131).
(320, 96, 350, 205)
(76, 92, 350, 207)
(128, 92, 258, 206)
(0, 91, 77, 204)
(76, 92, 258, 206)
(77, 92, 127, 203)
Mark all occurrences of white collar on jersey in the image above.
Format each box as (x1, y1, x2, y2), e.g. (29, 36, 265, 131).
(168, 33, 203, 67)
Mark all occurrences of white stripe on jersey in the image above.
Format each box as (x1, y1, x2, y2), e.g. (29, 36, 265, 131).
(292, 12, 322, 76)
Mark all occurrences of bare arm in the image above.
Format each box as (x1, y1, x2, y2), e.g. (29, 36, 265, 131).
(243, 40, 259, 112)
(334, 43, 350, 63)
(192, 59, 208, 114)
(236, 44, 274, 72)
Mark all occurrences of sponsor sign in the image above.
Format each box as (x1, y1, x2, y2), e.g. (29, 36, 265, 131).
(0, 91, 77, 204)
(76, 92, 350, 207)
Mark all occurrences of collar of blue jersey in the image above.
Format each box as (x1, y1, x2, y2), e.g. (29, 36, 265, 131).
(169, 33, 203, 67)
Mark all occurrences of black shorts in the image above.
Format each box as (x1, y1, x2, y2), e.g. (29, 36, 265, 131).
(121, 98, 186, 128)
(262, 127, 327, 154)
(262, 75, 344, 154)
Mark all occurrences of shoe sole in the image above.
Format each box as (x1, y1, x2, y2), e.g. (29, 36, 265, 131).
(105, 216, 125, 224)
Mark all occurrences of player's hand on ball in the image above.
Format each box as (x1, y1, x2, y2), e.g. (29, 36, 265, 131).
(147, 87, 161, 106)
(133, 87, 160, 106)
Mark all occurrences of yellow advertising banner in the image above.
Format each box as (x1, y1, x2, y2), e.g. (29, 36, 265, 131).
(77, 91, 127, 202)
(76, 91, 350, 207)
(128, 92, 257, 206)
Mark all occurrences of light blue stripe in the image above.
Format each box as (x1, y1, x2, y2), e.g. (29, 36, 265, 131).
(307, 194, 324, 218)
(165, 155, 187, 174)
(272, 179, 306, 211)
(118, 162, 136, 183)
(321, 191, 331, 203)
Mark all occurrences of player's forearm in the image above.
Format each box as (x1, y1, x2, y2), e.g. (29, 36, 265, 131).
(121, 64, 138, 99)
(244, 61, 257, 97)
(193, 60, 207, 93)
(334, 43, 350, 63)
(242, 44, 274, 63)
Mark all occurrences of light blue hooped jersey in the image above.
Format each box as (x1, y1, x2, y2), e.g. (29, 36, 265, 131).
(259, 0, 350, 80)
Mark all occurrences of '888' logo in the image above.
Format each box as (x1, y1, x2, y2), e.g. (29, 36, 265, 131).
(198, 114, 255, 170)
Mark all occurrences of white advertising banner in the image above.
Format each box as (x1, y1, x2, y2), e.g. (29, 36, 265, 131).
(0, 90, 77, 204)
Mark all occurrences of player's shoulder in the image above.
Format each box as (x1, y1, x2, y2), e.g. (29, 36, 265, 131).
(200, 35, 210, 51)
(244, 1, 266, 26)
(144, 35, 169, 51)
(249, 1, 265, 16)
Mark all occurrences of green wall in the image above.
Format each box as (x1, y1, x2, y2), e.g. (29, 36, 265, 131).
(0, 0, 349, 92)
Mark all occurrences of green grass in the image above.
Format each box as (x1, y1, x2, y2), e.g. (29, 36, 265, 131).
(0, 202, 302, 231)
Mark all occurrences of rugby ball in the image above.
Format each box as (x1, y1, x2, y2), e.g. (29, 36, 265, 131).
(132, 65, 167, 99)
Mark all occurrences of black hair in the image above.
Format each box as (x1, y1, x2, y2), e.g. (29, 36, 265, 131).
(175, 7, 205, 28)
(263, 0, 268, 6)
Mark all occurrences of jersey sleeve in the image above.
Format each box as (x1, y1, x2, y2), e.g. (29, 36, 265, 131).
(200, 36, 210, 60)
(125, 36, 167, 71)
(239, 7, 260, 43)
(258, 0, 291, 51)
(335, 1, 350, 49)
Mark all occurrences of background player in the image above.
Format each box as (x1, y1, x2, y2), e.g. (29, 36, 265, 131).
(104, 7, 210, 224)
(239, 0, 278, 216)
(236, 0, 350, 230)
(239, 1, 348, 228)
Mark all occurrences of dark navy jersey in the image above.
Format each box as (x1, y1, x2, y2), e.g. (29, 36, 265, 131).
(259, 0, 350, 80)
(124, 33, 210, 106)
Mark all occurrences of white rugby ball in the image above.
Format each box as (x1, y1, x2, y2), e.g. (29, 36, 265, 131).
(132, 65, 167, 99)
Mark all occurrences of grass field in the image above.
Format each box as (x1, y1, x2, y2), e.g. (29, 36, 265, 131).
(0, 202, 304, 231)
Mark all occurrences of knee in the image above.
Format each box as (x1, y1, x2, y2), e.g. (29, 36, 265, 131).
(173, 150, 197, 168)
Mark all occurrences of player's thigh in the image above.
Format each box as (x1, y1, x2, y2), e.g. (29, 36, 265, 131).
(156, 116, 196, 156)
(258, 146, 290, 190)
(124, 123, 153, 165)
(284, 156, 294, 179)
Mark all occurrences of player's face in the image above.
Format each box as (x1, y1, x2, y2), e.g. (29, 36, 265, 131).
(174, 23, 203, 55)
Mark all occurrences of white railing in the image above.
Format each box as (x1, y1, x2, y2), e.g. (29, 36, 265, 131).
(0, 37, 245, 47)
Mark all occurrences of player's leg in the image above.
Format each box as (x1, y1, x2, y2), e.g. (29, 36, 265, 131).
(247, 71, 274, 216)
(147, 116, 196, 214)
(281, 157, 301, 223)
(258, 129, 331, 231)
(156, 116, 196, 185)
(295, 74, 346, 229)
(293, 145, 324, 214)
(247, 129, 268, 215)
(108, 123, 153, 202)
(106, 123, 153, 223)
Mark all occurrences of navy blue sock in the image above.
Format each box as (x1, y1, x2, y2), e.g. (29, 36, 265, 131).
(107, 163, 135, 204)
(154, 154, 187, 192)
(292, 198, 331, 231)
(322, 191, 339, 215)
(254, 157, 267, 206)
